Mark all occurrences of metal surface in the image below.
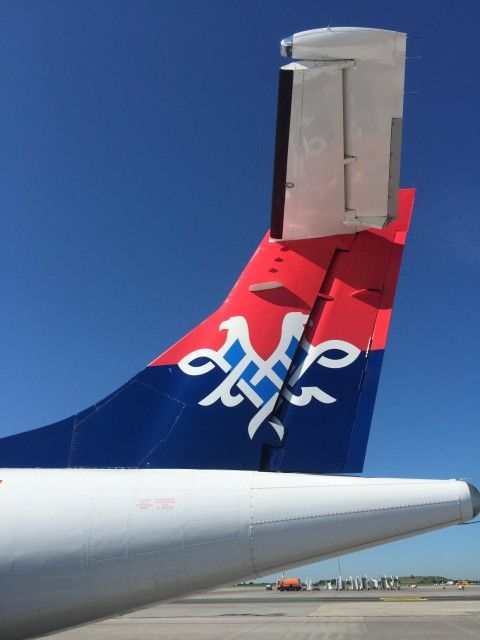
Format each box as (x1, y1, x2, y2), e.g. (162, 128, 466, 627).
(0, 469, 478, 640)
(273, 27, 406, 239)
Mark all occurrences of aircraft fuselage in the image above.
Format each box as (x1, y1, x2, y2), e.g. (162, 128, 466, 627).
(1, 468, 478, 640)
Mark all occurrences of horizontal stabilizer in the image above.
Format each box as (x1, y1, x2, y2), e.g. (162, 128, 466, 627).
(271, 27, 406, 240)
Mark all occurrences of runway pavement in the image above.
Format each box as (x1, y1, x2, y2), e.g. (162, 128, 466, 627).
(47, 585, 480, 639)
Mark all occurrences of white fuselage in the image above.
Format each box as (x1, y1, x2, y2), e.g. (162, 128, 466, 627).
(0, 468, 477, 640)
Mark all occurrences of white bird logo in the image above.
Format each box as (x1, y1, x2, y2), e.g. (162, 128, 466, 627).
(178, 312, 360, 440)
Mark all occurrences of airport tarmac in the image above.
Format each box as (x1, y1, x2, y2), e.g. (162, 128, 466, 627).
(48, 585, 480, 639)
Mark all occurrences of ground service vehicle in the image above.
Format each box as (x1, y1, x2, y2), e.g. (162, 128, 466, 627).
(276, 578, 302, 591)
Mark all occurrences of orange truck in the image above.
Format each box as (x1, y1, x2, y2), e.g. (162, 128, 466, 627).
(276, 578, 302, 591)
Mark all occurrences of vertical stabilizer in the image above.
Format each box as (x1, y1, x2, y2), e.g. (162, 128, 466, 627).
(0, 28, 413, 471)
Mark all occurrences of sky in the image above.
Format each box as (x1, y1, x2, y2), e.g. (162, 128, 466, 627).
(1, 0, 479, 581)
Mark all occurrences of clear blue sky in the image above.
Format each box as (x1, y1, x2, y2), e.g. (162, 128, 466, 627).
(1, 0, 479, 580)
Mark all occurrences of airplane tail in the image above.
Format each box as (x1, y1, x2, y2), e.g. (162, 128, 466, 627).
(0, 27, 412, 473)
(0, 189, 414, 472)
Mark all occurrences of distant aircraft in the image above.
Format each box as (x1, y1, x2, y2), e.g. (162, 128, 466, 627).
(0, 27, 478, 640)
